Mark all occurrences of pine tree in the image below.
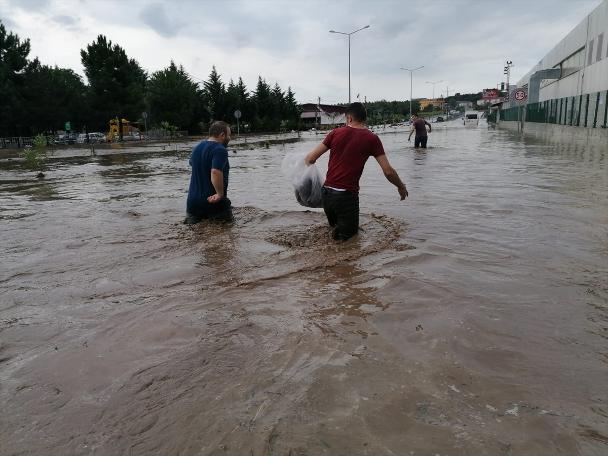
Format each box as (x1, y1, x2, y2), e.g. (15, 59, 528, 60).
(147, 61, 201, 132)
(202, 66, 226, 121)
(283, 87, 300, 129)
(0, 21, 31, 136)
(252, 76, 272, 131)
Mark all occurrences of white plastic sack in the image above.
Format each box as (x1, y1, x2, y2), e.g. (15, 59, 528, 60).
(281, 152, 324, 208)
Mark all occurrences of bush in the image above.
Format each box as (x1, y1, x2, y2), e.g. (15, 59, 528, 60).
(23, 134, 47, 171)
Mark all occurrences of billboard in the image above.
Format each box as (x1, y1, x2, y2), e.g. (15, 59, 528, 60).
(483, 89, 501, 100)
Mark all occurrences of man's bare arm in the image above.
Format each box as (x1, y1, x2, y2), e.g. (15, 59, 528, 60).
(375, 154, 408, 200)
(408, 125, 415, 140)
(207, 168, 224, 203)
(304, 143, 329, 165)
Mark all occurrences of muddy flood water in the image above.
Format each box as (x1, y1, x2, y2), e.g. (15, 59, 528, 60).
(1, 123, 607, 455)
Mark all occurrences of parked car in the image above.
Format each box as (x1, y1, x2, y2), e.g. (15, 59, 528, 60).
(89, 132, 106, 143)
(76, 132, 107, 144)
(55, 134, 77, 145)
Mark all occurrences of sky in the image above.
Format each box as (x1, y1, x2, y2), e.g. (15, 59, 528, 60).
(0, 0, 602, 104)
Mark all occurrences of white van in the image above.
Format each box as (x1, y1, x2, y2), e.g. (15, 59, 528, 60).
(464, 111, 479, 126)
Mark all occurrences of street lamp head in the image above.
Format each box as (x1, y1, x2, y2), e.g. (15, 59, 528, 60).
(401, 65, 424, 72)
(363, 25, 370, 29)
(329, 30, 336, 33)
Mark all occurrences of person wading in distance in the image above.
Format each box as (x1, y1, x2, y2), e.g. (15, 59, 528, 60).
(408, 112, 432, 148)
(304, 102, 408, 241)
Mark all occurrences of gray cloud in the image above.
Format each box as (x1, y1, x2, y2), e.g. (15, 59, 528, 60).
(51, 14, 83, 32)
(53, 14, 77, 26)
(4, 0, 602, 103)
(140, 2, 184, 38)
(9, 0, 51, 9)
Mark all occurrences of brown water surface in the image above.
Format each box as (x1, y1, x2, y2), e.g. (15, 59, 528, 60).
(1, 124, 607, 455)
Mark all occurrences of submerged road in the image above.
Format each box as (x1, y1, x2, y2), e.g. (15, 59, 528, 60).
(1, 122, 607, 455)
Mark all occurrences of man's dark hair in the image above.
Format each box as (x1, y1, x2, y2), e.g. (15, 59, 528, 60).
(346, 102, 367, 122)
(209, 121, 230, 137)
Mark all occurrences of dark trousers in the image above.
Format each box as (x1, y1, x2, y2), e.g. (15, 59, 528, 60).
(414, 135, 428, 148)
(322, 187, 359, 241)
(185, 198, 233, 224)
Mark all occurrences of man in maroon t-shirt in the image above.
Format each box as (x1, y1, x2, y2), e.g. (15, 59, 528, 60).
(304, 102, 408, 241)
(408, 112, 432, 148)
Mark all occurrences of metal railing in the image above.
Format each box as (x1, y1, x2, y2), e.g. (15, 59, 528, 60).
(499, 90, 608, 129)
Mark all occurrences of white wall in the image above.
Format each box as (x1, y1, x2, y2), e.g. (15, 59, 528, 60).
(320, 113, 345, 125)
(512, 0, 607, 104)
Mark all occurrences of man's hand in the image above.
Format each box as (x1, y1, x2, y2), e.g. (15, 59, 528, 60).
(207, 194, 223, 204)
(398, 184, 408, 200)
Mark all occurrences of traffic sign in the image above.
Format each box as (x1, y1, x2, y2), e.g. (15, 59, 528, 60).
(514, 89, 527, 101)
(65, 121, 71, 131)
(234, 110, 242, 119)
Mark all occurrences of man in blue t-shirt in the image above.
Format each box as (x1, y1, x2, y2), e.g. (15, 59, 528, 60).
(185, 121, 233, 224)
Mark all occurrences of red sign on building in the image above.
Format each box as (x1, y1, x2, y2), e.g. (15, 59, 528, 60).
(483, 89, 500, 100)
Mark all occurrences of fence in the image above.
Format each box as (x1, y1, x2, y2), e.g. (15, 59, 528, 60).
(500, 90, 608, 129)
(1, 131, 191, 149)
(0, 137, 37, 149)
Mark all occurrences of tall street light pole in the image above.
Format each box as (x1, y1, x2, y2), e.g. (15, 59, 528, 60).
(400, 66, 424, 120)
(329, 25, 370, 103)
(425, 80, 443, 100)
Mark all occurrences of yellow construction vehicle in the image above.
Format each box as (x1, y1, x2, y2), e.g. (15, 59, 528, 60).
(107, 118, 140, 141)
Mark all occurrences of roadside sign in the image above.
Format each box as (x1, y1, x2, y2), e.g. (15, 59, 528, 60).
(142, 112, 148, 119)
(234, 110, 242, 119)
(65, 121, 71, 131)
(514, 89, 527, 101)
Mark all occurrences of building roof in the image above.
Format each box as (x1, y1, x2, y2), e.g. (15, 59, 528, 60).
(299, 103, 348, 114)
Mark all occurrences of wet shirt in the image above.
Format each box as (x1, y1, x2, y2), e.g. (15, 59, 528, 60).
(413, 118, 430, 137)
(187, 140, 229, 215)
(322, 126, 385, 193)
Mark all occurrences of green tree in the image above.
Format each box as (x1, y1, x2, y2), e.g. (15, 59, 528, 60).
(21, 59, 88, 134)
(201, 65, 226, 121)
(80, 35, 147, 139)
(252, 76, 273, 131)
(283, 87, 300, 129)
(270, 83, 284, 130)
(147, 61, 201, 132)
(0, 21, 31, 136)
